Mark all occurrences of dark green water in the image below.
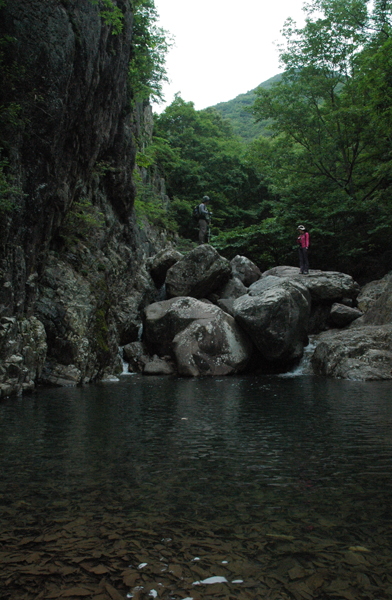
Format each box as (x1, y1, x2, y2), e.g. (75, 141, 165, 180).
(1, 375, 392, 599)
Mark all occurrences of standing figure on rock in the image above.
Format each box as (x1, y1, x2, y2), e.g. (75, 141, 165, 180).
(198, 196, 211, 245)
(297, 225, 309, 274)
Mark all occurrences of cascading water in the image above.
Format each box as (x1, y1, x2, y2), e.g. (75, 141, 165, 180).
(280, 336, 318, 377)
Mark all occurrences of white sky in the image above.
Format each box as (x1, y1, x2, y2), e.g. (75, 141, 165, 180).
(153, 0, 308, 112)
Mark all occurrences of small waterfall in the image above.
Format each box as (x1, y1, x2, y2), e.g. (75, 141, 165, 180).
(118, 346, 134, 376)
(279, 336, 318, 378)
(138, 324, 143, 342)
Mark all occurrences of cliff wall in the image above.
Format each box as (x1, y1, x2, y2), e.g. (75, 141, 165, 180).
(0, 0, 164, 395)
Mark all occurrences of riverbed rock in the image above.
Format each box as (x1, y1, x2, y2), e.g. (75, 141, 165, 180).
(147, 248, 183, 288)
(312, 325, 392, 380)
(172, 310, 253, 377)
(165, 245, 231, 299)
(330, 303, 363, 327)
(231, 255, 261, 286)
(262, 266, 360, 302)
(233, 276, 311, 362)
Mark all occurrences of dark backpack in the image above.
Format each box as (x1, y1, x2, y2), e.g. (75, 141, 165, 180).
(192, 204, 200, 221)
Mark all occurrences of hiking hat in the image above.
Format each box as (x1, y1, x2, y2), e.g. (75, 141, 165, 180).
(297, 225, 305, 230)
(203, 196, 210, 202)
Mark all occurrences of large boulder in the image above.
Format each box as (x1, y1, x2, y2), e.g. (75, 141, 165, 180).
(143, 296, 252, 375)
(165, 245, 231, 299)
(231, 255, 261, 287)
(312, 325, 392, 380)
(330, 303, 363, 327)
(217, 276, 248, 300)
(232, 276, 311, 362)
(357, 272, 392, 313)
(144, 297, 228, 356)
(354, 279, 392, 326)
(147, 248, 183, 288)
(262, 266, 360, 302)
(172, 312, 253, 377)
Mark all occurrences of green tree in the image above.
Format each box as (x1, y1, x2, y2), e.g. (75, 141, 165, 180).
(248, 0, 392, 275)
(129, 0, 172, 103)
(153, 95, 266, 241)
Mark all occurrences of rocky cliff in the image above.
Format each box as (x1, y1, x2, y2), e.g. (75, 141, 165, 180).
(0, 0, 165, 395)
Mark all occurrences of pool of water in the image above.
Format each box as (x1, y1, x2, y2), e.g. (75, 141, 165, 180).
(1, 374, 392, 599)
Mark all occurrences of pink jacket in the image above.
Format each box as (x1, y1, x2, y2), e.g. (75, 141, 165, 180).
(297, 232, 309, 249)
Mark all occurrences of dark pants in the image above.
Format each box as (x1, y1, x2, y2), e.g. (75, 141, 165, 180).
(299, 247, 309, 273)
(199, 219, 208, 244)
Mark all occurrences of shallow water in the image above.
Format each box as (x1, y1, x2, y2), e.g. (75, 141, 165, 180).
(1, 375, 392, 599)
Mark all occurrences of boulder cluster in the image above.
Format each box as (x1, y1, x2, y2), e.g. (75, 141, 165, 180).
(123, 245, 392, 380)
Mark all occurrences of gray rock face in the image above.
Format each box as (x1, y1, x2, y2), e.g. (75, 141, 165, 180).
(357, 272, 392, 313)
(330, 303, 363, 327)
(165, 245, 231, 299)
(172, 310, 253, 377)
(144, 297, 227, 356)
(123, 341, 150, 373)
(147, 248, 183, 288)
(0, 316, 47, 397)
(262, 266, 360, 302)
(143, 355, 175, 375)
(217, 276, 248, 300)
(233, 276, 311, 362)
(354, 280, 392, 326)
(231, 255, 261, 287)
(312, 326, 392, 380)
(143, 296, 252, 375)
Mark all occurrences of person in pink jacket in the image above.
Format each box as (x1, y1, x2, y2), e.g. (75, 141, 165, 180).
(297, 225, 309, 274)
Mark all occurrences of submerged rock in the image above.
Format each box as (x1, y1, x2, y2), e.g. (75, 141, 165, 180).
(165, 245, 231, 299)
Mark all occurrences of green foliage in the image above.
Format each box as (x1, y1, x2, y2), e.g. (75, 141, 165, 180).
(153, 95, 267, 241)
(245, 0, 392, 275)
(128, 0, 172, 103)
(133, 170, 177, 232)
(89, 0, 124, 35)
(59, 198, 105, 247)
(212, 74, 282, 142)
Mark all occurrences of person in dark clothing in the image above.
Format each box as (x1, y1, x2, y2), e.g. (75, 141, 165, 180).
(297, 225, 309, 274)
(198, 196, 211, 244)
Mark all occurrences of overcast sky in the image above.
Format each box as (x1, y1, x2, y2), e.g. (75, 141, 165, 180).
(153, 0, 308, 113)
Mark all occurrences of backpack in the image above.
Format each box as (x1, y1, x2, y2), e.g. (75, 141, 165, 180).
(192, 204, 201, 221)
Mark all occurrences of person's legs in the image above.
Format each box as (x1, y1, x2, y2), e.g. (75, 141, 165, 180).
(299, 248, 305, 273)
(303, 248, 309, 273)
(199, 219, 207, 244)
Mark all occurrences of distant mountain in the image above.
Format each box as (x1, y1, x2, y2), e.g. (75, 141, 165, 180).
(211, 74, 282, 143)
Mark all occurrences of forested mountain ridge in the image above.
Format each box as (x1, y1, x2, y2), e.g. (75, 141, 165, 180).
(152, 0, 392, 282)
(211, 74, 282, 142)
